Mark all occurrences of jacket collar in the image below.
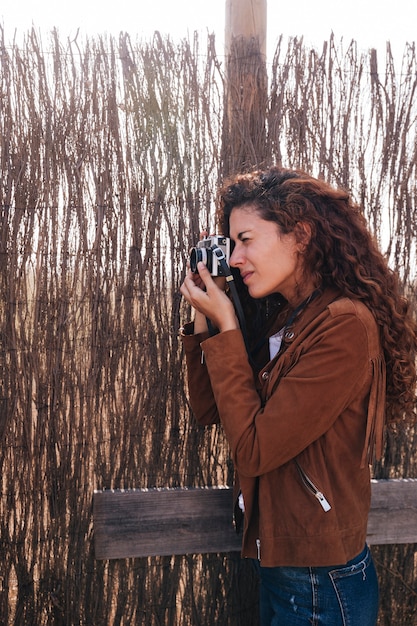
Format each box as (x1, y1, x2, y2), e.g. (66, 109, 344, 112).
(279, 287, 343, 353)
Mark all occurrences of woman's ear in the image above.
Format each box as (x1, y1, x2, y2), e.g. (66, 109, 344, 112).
(294, 221, 312, 250)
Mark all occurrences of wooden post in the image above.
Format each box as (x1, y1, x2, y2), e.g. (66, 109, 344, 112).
(222, 0, 268, 176)
(225, 0, 267, 57)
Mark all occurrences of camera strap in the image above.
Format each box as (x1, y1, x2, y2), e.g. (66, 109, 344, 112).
(210, 245, 249, 350)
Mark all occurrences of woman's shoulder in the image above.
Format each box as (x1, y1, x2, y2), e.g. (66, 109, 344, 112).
(327, 296, 381, 353)
(328, 296, 376, 326)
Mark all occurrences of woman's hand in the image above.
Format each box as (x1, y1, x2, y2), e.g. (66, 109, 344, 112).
(180, 262, 239, 333)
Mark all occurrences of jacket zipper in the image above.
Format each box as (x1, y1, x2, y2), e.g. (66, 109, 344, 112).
(256, 538, 261, 561)
(295, 461, 332, 512)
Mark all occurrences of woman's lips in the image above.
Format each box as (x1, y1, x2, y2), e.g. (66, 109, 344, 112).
(241, 271, 254, 284)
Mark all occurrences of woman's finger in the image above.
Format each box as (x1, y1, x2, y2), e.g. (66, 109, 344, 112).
(195, 261, 211, 281)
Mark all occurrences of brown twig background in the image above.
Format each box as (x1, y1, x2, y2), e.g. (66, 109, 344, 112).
(0, 27, 416, 625)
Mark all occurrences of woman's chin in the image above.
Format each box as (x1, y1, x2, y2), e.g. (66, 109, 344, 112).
(248, 286, 268, 299)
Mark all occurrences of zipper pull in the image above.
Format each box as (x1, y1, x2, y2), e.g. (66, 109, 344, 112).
(256, 538, 261, 561)
(315, 491, 331, 512)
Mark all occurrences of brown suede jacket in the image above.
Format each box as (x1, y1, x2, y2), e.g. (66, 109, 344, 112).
(182, 288, 386, 567)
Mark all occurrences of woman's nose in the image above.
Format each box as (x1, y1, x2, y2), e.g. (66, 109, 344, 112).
(229, 246, 242, 268)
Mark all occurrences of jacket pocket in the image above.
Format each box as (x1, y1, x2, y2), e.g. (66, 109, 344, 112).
(295, 460, 332, 512)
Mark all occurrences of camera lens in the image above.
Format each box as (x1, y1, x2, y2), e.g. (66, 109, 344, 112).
(189, 247, 211, 274)
(189, 247, 200, 273)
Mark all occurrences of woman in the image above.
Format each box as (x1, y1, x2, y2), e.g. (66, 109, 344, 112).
(180, 167, 417, 625)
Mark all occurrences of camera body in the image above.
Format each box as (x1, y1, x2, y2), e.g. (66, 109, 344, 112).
(189, 235, 231, 276)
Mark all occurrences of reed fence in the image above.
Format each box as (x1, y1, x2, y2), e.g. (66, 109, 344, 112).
(0, 26, 416, 624)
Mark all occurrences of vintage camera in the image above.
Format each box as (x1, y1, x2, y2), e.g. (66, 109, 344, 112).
(189, 235, 232, 276)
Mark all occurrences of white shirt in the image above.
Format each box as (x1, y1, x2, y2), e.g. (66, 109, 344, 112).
(269, 327, 285, 360)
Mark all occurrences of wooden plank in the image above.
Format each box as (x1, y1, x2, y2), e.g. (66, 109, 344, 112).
(93, 479, 417, 560)
(94, 487, 241, 560)
(368, 478, 417, 545)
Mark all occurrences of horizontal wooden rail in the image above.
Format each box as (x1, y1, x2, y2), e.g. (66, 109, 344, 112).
(93, 478, 417, 560)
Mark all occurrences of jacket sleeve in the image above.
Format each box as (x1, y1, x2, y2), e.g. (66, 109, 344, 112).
(181, 323, 221, 426)
(200, 308, 381, 477)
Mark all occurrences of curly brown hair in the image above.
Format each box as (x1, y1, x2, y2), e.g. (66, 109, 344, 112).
(217, 166, 417, 427)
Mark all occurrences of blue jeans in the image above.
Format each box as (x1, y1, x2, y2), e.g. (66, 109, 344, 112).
(253, 544, 379, 625)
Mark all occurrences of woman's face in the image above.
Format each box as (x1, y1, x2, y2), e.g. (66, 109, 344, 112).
(229, 204, 308, 303)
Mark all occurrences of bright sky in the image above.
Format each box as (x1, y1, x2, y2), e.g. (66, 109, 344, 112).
(1, 0, 416, 60)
